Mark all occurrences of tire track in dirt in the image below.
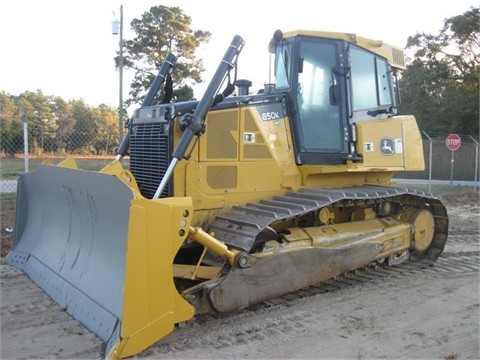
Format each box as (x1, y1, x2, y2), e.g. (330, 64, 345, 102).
(1, 199, 478, 359)
(0, 263, 104, 359)
(136, 251, 480, 358)
(1, 252, 478, 358)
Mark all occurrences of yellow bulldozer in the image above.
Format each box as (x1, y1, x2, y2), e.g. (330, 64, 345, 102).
(6, 30, 448, 358)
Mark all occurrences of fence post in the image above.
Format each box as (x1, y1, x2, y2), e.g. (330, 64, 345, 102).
(423, 131, 432, 193)
(15, 96, 29, 173)
(470, 136, 479, 192)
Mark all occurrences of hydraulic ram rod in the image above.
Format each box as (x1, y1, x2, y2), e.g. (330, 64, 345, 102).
(153, 35, 245, 199)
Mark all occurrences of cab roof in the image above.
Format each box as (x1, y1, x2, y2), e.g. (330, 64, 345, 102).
(282, 30, 406, 70)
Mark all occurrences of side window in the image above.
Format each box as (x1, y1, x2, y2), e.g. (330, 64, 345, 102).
(350, 46, 392, 111)
(350, 47, 377, 110)
(275, 43, 293, 89)
(376, 57, 391, 105)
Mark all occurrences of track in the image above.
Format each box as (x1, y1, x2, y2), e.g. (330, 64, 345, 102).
(208, 185, 448, 260)
(260, 250, 479, 308)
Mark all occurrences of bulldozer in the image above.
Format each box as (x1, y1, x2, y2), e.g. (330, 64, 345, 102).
(6, 30, 448, 359)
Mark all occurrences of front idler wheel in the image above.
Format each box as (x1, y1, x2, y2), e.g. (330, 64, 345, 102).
(401, 208, 435, 253)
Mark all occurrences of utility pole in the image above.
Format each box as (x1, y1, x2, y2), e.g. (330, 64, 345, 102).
(119, 5, 124, 143)
(112, 5, 124, 143)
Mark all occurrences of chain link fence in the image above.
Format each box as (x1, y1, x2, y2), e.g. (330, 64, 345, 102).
(395, 132, 479, 191)
(1, 128, 479, 194)
(1, 127, 122, 194)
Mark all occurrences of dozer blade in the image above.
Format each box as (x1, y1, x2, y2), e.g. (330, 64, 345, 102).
(6, 162, 195, 359)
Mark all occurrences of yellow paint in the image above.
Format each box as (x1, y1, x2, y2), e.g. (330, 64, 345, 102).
(56, 157, 78, 168)
(260, 217, 411, 259)
(100, 159, 142, 197)
(109, 197, 195, 359)
(172, 104, 426, 224)
(282, 30, 406, 70)
(354, 115, 425, 172)
(173, 264, 222, 280)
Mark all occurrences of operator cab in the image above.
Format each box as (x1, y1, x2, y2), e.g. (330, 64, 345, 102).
(270, 29, 401, 165)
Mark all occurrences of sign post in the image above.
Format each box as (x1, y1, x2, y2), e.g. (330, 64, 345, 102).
(446, 134, 461, 185)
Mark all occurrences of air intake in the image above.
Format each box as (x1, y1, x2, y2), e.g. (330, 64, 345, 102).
(391, 47, 406, 69)
(129, 121, 173, 199)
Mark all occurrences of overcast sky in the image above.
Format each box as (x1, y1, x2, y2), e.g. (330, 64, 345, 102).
(0, 0, 475, 113)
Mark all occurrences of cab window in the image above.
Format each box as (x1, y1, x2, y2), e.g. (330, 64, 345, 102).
(274, 42, 293, 89)
(296, 40, 342, 152)
(350, 46, 392, 111)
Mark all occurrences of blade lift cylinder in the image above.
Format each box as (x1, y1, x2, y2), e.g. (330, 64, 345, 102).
(153, 35, 245, 199)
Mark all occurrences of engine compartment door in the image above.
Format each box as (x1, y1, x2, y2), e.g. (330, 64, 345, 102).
(355, 115, 424, 171)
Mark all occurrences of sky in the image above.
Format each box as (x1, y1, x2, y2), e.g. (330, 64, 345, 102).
(0, 0, 476, 114)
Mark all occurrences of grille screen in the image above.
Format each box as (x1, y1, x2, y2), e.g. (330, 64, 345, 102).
(391, 47, 406, 69)
(129, 122, 172, 199)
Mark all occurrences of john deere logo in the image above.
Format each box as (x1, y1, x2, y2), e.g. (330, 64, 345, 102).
(380, 137, 394, 156)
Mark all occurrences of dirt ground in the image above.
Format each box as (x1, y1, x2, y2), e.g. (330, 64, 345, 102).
(1, 188, 479, 360)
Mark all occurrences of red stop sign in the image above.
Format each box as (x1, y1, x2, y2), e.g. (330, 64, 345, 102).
(446, 134, 461, 151)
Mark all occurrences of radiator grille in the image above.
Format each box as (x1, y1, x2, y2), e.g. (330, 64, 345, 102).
(129, 122, 172, 199)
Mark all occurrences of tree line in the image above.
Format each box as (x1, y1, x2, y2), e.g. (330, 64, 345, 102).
(1, 6, 478, 157)
(0, 90, 119, 156)
(399, 6, 479, 136)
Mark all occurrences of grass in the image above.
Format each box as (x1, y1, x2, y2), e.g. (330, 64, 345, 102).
(0, 156, 118, 180)
(1, 193, 16, 257)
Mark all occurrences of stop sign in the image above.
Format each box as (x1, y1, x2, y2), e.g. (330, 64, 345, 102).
(446, 134, 461, 151)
